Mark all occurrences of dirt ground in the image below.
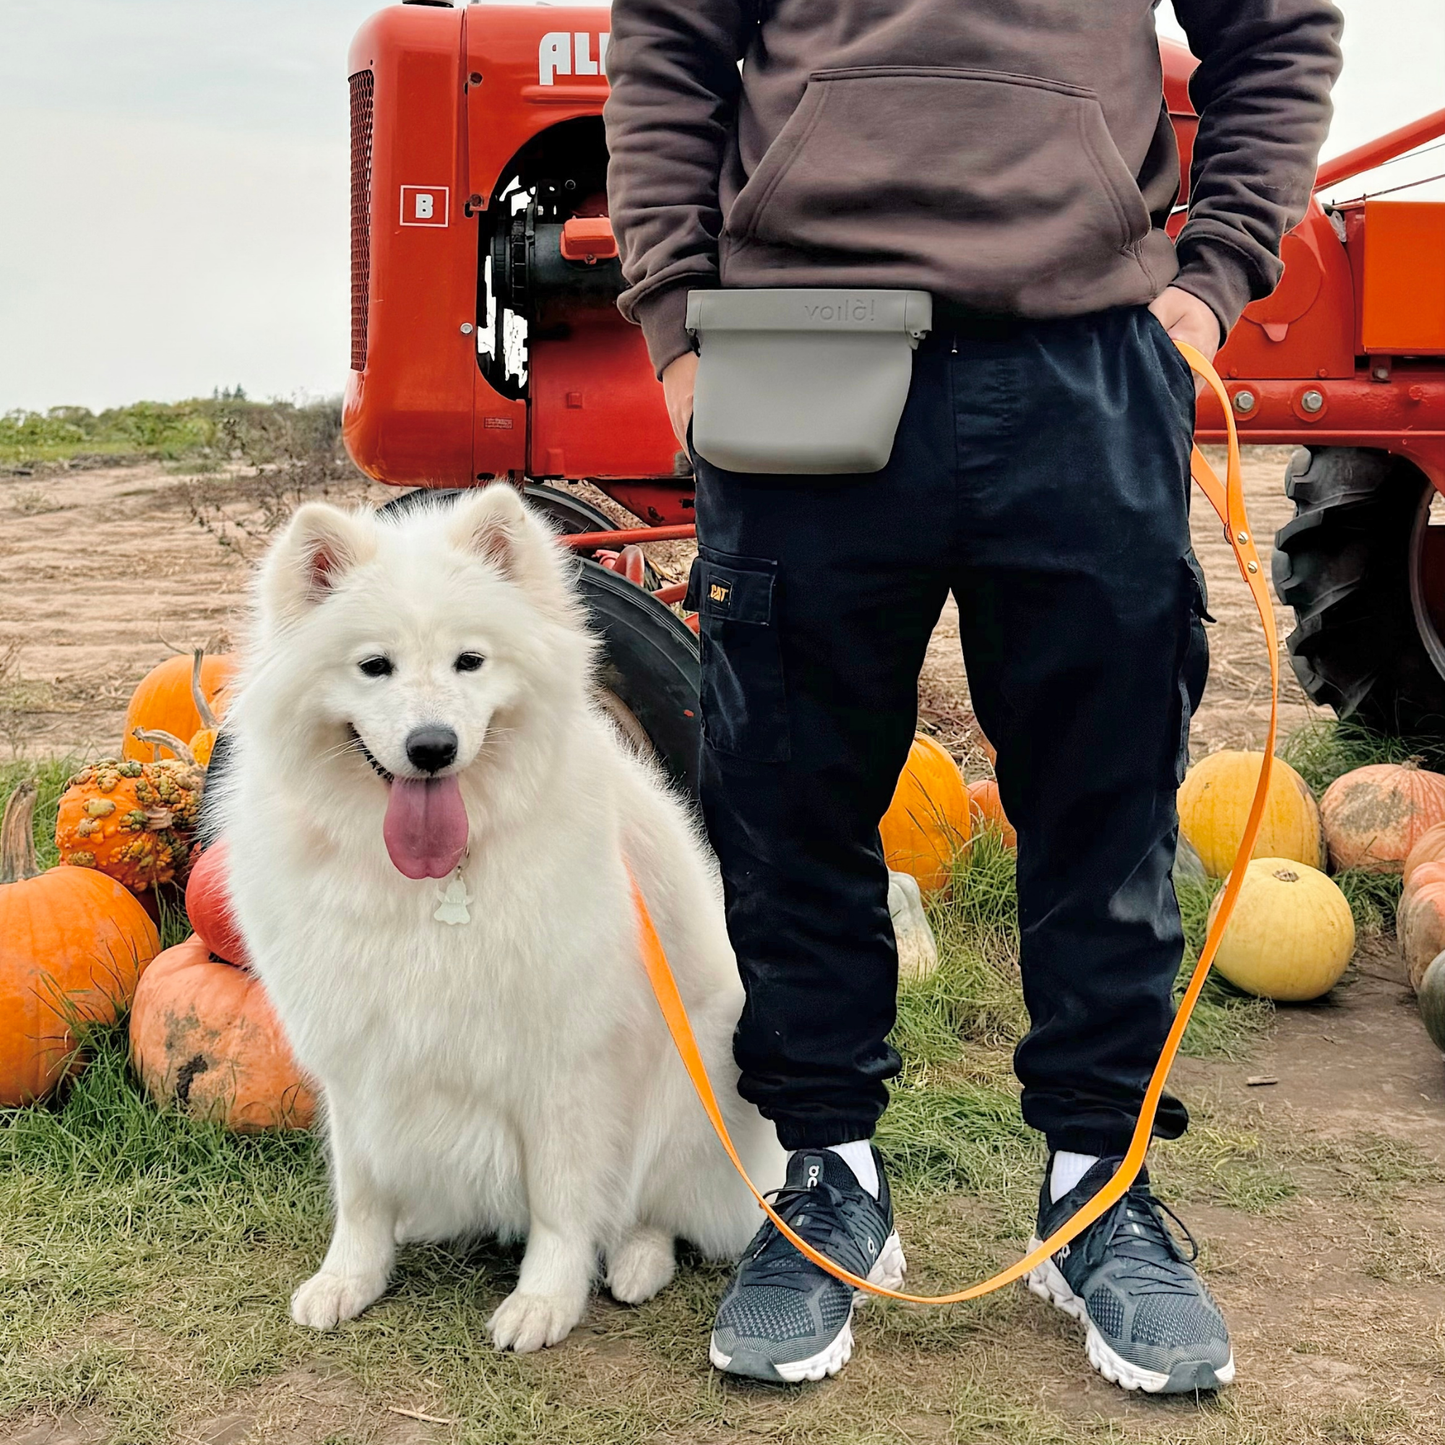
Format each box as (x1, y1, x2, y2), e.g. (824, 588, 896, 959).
(6, 452, 1445, 1445)
(0, 445, 1315, 767)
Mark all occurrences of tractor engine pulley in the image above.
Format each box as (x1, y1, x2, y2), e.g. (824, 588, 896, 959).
(490, 197, 625, 326)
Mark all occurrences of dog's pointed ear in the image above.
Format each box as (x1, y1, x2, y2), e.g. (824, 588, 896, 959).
(448, 483, 529, 575)
(262, 503, 377, 623)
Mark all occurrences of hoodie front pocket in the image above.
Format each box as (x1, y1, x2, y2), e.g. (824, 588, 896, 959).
(726, 67, 1152, 312)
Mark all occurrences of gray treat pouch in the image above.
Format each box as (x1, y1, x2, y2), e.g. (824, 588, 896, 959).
(685, 289, 932, 475)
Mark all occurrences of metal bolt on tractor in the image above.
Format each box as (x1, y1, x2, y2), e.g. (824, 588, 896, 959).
(345, 1, 1445, 775)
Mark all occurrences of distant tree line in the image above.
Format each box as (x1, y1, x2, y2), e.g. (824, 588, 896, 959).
(0, 392, 344, 467)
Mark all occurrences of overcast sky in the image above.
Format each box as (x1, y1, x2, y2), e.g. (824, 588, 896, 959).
(1, 0, 1441, 413)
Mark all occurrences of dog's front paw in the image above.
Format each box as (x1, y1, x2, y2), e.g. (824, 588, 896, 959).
(290, 1270, 384, 1330)
(606, 1228, 676, 1305)
(488, 1288, 585, 1353)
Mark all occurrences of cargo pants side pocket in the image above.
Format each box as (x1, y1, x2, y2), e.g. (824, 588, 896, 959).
(1174, 550, 1213, 783)
(685, 547, 790, 764)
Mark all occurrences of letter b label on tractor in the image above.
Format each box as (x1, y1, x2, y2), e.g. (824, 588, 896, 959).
(400, 186, 449, 228)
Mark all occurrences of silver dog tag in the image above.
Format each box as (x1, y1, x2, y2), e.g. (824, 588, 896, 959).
(434, 869, 472, 926)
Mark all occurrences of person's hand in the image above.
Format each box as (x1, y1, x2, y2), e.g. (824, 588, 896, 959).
(1149, 286, 1222, 391)
(662, 351, 698, 447)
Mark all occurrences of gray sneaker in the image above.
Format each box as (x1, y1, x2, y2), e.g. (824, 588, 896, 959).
(1025, 1156, 1235, 1393)
(709, 1147, 906, 1383)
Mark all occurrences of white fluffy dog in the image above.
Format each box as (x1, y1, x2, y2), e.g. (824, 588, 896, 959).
(216, 485, 784, 1352)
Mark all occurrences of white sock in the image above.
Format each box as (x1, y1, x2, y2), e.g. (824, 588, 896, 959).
(1050, 1151, 1100, 1203)
(827, 1140, 880, 1198)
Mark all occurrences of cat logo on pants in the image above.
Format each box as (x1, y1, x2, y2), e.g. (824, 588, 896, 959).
(400, 186, 449, 228)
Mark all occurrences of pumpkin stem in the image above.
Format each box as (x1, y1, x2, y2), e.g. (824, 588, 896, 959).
(190, 649, 219, 731)
(132, 727, 197, 765)
(0, 781, 41, 884)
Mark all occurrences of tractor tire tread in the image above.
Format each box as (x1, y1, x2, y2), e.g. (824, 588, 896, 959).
(1272, 446, 1445, 738)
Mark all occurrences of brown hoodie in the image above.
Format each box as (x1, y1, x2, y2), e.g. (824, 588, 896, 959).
(603, 1, 1342, 376)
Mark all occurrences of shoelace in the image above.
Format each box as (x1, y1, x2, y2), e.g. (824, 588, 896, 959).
(1087, 1187, 1202, 1297)
(744, 1182, 875, 1290)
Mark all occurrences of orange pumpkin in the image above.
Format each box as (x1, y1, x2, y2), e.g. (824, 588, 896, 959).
(122, 651, 233, 763)
(1403, 822, 1445, 888)
(186, 649, 221, 766)
(1397, 862, 1445, 991)
(129, 936, 314, 1130)
(967, 778, 1017, 849)
(1319, 761, 1445, 874)
(1404, 859, 1445, 902)
(55, 756, 203, 893)
(879, 735, 973, 894)
(1, 782, 161, 1105)
(185, 842, 248, 967)
(188, 729, 218, 768)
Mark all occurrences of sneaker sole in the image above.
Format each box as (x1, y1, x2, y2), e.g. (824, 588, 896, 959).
(1024, 1238, 1236, 1395)
(709, 1230, 906, 1384)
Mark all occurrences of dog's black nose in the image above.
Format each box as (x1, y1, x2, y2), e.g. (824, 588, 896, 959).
(405, 725, 458, 774)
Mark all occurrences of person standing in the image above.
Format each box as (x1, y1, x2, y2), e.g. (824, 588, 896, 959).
(604, 0, 1341, 1391)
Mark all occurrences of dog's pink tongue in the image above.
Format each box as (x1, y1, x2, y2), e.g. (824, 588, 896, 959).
(382, 776, 468, 880)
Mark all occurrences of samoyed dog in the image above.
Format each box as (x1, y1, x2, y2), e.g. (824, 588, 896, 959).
(215, 484, 784, 1352)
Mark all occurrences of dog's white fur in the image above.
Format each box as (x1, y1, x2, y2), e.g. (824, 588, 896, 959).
(217, 485, 784, 1351)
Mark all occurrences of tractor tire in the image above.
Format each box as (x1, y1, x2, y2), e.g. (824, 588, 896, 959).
(377, 484, 661, 587)
(523, 485, 662, 590)
(1273, 446, 1445, 740)
(577, 558, 700, 794)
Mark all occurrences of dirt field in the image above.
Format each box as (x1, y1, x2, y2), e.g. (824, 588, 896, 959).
(0, 445, 1316, 766)
(6, 452, 1445, 1445)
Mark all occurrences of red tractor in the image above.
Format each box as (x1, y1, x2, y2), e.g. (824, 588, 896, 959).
(345, 1, 1445, 780)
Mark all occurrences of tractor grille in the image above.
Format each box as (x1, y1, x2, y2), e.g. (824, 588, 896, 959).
(349, 70, 374, 371)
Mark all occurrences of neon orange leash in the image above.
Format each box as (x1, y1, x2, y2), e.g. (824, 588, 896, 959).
(631, 341, 1278, 1304)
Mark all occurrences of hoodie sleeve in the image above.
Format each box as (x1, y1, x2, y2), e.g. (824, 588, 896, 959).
(604, 0, 754, 377)
(1169, 0, 1344, 340)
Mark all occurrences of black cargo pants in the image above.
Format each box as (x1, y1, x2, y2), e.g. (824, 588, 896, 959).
(685, 305, 1206, 1157)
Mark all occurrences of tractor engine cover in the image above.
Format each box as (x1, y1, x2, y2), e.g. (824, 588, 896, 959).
(342, 2, 678, 488)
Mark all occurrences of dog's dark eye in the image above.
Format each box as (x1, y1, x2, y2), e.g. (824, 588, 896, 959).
(455, 652, 485, 673)
(358, 655, 393, 678)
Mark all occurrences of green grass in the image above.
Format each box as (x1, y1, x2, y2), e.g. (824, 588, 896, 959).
(0, 1024, 1051, 1444)
(0, 393, 341, 469)
(0, 802, 1288, 1442)
(1279, 716, 1436, 794)
(1291, 1129, 1444, 1200)
(910, 828, 1271, 1075)
(5, 740, 1436, 1442)
(0, 401, 212, 464)
(0, 755, 79, 870)
(1333, 867, 1404, 936)
(1, 1033, 329, 1440)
